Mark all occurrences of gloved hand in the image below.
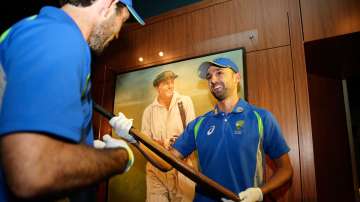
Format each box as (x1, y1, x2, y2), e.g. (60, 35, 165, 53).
(239, 188, 263, 202)
(109, 112, 137, 144)
(221, 187, 263, 202)
(95, 134, 135, 172)
(93, 139, 106, 149)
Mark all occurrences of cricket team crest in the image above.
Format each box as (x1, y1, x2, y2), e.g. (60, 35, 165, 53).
(234, 120, 245, 135)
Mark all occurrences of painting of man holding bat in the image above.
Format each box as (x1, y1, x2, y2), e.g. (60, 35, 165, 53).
(141, 70, 196, 202)
(108, 57, 293, 202)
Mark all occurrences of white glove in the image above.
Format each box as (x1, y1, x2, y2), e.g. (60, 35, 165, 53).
(109, 112, 137, 144)
(239, 188, 263, 202)
(221, 188, 263, 202)
(102, 134, 135, 172)
(93, 139, 106, 149)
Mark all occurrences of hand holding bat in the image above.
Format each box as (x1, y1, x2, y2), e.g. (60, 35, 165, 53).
(94, 103, 240, 201)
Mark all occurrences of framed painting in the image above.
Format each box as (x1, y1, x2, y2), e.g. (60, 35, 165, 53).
(108, 48, 246, 202)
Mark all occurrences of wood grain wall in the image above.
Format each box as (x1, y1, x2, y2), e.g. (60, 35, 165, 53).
(308, 74, 355, 202)
(92, 0, 318, 201)
(301, 0, 360, 42)
(247, 47, 302, 201)
(91, 64, 115, 202)
(99, 0, 290, 73)
(92, 64, 115, 138)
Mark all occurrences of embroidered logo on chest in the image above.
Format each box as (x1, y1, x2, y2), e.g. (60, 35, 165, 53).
(234, 120, 245, 135)
(207, 125, 215, 136)
(236, 120, 245, 129)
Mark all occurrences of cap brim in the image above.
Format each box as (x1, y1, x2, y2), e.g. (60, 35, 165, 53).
(126, 5, 145, 25)
(198, 61, 227, 79)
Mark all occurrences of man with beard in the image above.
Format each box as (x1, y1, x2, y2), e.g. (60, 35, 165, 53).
(141, 70, 196, 202)
(0, 0, 144, 201)
(114, 57, 293, 202)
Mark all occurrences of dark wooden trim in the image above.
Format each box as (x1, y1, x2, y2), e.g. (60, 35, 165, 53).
(288, 0, 317, 201)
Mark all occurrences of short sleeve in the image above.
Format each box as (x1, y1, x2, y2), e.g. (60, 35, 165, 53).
(173, 117, 199, 157)
(0, 22, 87, 142)
(262, 110, 290, 159)
(141, 106, 152, 138)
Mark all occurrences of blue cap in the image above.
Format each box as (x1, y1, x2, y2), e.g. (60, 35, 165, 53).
(198, 57, 239, 79)
(118, 0, 145, 25)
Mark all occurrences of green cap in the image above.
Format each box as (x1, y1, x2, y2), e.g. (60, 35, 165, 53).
(153, 70, 178, 87)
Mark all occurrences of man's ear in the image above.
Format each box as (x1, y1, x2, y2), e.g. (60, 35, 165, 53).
(155, 85, 162, 93)
(235, 72, 241, 83)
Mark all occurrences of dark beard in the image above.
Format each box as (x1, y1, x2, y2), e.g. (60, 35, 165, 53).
(88, 14, 117, 54)
(211, 91, 226, 101)
(88, 33, 106, 54)
(210, 83, 227, 101)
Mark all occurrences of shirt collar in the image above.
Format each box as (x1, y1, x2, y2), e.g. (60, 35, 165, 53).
(213, 98, 248, 115)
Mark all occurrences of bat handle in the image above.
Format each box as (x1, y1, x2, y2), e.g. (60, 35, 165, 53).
(93, 102, 114, 119)
(93, 102, 170, 172)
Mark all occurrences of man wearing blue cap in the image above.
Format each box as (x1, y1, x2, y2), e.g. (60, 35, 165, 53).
(114, 57, 293, 202)
(0, 0, 144, 201)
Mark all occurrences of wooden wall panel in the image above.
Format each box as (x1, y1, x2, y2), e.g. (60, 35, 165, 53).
(91, 65, 116, 139)
(100, 0, 290, 73)
(301, 0, 360, 42)
(91, 0, 319, 201)
(308, 74, 355, 202)
(91, 64, 116, 202)
(247, 46, 301, 202)
(289, 0, 318, 200)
